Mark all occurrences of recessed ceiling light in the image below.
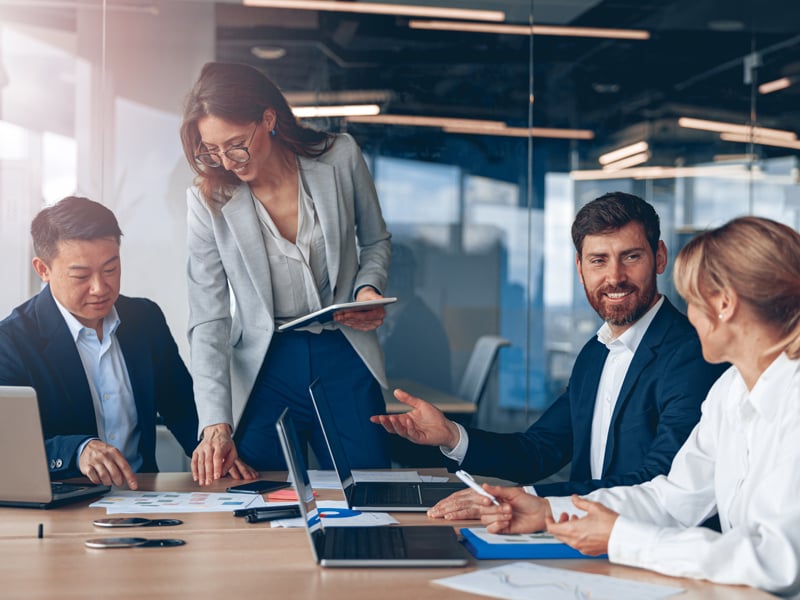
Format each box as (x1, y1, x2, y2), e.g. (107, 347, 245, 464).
(707, 20, 745, 32)
(251, 46, 287, 60)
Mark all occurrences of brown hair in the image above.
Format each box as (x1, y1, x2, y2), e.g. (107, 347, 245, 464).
(674, 216, 800, 359)
(31, 196, 122, 264)
(180, 62, 333, 206)
(571, 191, 661, 258)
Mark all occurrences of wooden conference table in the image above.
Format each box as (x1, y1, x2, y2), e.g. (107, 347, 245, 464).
(0, 472, 773, 600)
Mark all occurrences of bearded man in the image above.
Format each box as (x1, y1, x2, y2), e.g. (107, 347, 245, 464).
(371, 192, 727, 520)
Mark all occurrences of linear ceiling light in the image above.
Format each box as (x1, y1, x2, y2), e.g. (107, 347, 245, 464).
(408, 20, 650, 40)
(678, 117, 797, 141)
(292, 104, 381, 118)
(571, 164, 753, 181)
(758, 76, 794, 95)
(242, 1, 505, 22)
(598, 140, 649, 165)
(602, 151, 650, 171)
(719, 132, 800, 150)
(346, 114, 594, 139)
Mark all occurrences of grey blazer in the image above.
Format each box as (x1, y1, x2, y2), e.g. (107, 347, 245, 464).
(186, 133, 391, 434)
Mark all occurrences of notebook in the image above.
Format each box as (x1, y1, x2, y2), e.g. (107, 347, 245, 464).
(0, 386, 111, 509)
(276, 408, 470, 567)
(309, 378, 466, 512)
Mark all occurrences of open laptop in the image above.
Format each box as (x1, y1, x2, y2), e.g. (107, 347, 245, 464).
(0, 386, 110, 509)
(276, 408, 470, 567)
(309, 378, 466, 512)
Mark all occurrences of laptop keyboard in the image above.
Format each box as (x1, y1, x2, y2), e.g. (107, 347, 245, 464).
(325, 526, 408, 559)
(362, 484, 421, 505)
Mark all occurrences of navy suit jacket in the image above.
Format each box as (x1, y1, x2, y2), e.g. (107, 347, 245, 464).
(0, 286, 198, 478)
(457, 298, 727, 496)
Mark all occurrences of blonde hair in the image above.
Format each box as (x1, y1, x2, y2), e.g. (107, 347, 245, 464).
(674, 216, 800, 359)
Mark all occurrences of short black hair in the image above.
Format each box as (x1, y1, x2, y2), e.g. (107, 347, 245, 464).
(31, 196, 123, 263)
(571, 191, 660, 257)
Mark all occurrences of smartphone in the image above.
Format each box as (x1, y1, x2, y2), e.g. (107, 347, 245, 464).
(226, 480, 290, 494)
(84, 537, 186, 549)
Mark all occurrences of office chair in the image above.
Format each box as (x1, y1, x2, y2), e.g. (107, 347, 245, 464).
(449, 334, 511, 427)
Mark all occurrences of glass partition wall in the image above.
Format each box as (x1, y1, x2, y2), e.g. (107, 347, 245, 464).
(2, 1, 799, 450)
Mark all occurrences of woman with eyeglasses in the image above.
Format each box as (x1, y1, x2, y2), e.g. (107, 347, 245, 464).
(179, 62, 391, 485)
(477, 216, 800, 597)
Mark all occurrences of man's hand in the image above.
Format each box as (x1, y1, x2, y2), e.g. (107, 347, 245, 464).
(370, 389, 460, 448)
(479, 485, 552, 534)
(191, 423, 237, 486)
(333, 287, 386, 331)
(427, 488, 492, 520)
(545, 495, 618, 556)
(78, 440, 138, 490)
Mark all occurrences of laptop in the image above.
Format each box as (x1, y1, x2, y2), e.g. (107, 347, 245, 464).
(309, 378, 466, 512)
(0, 386, 111, 509)
(276, 408, 470, 567)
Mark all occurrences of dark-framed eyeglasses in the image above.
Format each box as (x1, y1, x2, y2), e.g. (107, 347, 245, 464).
(194, 123, 259, 169)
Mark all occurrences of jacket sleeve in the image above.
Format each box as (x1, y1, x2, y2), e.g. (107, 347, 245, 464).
(145, 301, 199, 458)
(456, 388, 574, 483)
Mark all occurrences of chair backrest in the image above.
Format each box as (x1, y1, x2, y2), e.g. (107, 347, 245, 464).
(457, 335, 511, 406)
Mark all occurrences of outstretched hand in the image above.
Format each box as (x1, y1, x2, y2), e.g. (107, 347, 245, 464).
(545, 494, 618, 556)
(370, 389, 461, 448)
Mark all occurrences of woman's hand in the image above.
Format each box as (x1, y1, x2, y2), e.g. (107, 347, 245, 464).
(479, 485, 553, 534)
(191, 423, 238, 486)
(545, 495, 618, 556)
(334, 286, 386, 331)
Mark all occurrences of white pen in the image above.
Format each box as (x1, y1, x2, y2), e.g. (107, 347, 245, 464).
(455, 470, 500, 506)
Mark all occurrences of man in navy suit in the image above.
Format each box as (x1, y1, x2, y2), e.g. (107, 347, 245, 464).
(0, 196, 198, 489)
(372, 192, 726, 519)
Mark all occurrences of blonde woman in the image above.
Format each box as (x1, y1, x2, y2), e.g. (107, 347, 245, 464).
(479, 216, 800, 597)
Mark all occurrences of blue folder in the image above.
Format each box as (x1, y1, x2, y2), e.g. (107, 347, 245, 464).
(460, 527, 606, 559)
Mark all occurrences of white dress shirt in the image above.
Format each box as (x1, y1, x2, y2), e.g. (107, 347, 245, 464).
(548, 353, 800, 598)
(443, 297, 664, 488)
(253, 171, 332, 330)
(54, 298, 142, 472)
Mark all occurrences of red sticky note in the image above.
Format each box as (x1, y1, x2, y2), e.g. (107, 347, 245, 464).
(267, 488, 316, 501)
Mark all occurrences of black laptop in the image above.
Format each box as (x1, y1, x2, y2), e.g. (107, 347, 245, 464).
(309, 379, 465, 512)
(0, 386, 110, 509)
(276, 408, 470, 567)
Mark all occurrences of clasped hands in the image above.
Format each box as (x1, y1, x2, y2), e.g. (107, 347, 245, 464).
(431, 483, 619, 557)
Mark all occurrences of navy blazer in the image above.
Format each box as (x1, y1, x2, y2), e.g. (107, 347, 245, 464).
(0, 286, 198, 478)
(457, 298, 727, 496)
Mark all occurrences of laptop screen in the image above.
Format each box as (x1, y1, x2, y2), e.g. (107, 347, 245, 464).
(308, 379, 355, 490)
(276, 408, 325, 553)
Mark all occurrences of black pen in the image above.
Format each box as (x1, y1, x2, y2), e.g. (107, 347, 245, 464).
(234, 507, 294, 518)
(245, 507, 300, 523)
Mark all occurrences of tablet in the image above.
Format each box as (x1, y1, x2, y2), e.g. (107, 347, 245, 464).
(277, 297, 397, 332)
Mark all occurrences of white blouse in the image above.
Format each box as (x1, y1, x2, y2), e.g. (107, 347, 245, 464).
(548, 352, 800, 597)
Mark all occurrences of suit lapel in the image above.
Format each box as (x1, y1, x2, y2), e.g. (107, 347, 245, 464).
(601, 299, 673, 473)
(115, 301, 154, 427)
(571, 340, 608, 481)
(34, 287, 98, 433)
(222, 185, 274, 314)
(298, 155, 341, 291)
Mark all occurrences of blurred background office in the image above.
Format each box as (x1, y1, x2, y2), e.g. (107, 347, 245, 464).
(1, 1, 799, 463)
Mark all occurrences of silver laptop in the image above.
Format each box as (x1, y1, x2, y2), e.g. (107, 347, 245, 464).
(0, 386, 110, 509)
(276, 408, 470, 567)
(308, 379, 466, 512)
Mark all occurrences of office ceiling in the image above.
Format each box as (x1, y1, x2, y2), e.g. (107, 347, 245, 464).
(214, 0, 800, 167)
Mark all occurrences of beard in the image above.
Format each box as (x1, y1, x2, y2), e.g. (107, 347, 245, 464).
(584, 275, 658, 327)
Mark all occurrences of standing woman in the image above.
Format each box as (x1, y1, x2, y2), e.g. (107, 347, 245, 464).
(479, 216, 800, 597)
(180, 62, 391, 485)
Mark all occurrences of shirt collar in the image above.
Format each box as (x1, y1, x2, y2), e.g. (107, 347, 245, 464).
(742, 352, 799, 422)
(597, 295, 664, 353)
(52, 295, 120, 343)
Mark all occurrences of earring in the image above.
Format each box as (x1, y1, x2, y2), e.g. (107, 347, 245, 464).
(718, 314, 724, 320)
(270, 128, 277, 137)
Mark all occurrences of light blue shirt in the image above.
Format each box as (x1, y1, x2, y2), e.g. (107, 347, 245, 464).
(53, 298, 142, 472)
